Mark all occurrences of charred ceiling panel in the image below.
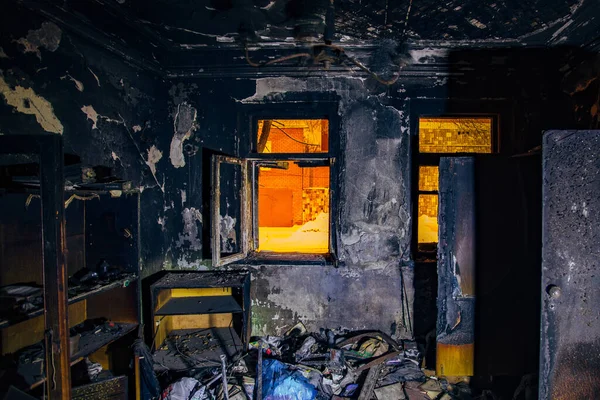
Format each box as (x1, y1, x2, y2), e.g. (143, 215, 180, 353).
(13, 0, 600, 70)
(93, 0, 594, 46)
(540, 130, 600, 399)
(335, 0, 584, 41)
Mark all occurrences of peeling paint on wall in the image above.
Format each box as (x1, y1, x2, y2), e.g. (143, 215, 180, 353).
(61, 74, 84, 91)
(176, 207, 203, 251)
(81, 105, 99, 129)
(240, 77, 309, 103)
(0, 75, 64, 134)
(170, 102, 197, 168)
(81, 104, 124, 129)
(88, 68, 101, 86)
(14, 22, 62, 60)
(146, 145, 163, 176)
(219, 215, 237, 253)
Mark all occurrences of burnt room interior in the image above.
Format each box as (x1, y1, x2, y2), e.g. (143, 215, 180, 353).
(0, 0, 599, 399)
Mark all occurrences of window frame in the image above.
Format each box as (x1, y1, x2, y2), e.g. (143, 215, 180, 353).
(211, 101, 340, 266)
(413, 113, 500, 259)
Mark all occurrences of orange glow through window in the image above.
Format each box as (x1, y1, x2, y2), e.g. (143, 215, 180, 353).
(257, 119, 330, 253)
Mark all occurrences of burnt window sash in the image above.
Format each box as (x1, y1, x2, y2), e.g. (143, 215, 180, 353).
(211, 155, 250, 267)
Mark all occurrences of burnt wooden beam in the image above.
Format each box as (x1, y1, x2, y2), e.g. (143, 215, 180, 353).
(436, 157, 475, 377)
(357, 363, 384, 400)
(0, 135, 71, 398)
(39, 136, 71, 399)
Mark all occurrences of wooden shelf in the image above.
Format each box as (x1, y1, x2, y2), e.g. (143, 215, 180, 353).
(0, 307, 44, 330)
(153, 327, 242, 371)
(28, 322, 138, 390)
(155, 296, 242, 316)
(71, 322, 138, 362)
(0, 275, 137, 330)
(68, 274, 137, 304)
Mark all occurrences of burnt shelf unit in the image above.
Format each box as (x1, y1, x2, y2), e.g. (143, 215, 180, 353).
(149, 271, 251, 371)
(0, 135, 141, 400)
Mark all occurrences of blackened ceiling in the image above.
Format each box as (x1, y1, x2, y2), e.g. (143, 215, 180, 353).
(11, 0, 600, 75)
(52, 0, 599, 45)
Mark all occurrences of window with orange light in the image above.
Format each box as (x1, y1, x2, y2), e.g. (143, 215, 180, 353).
(417, 117, 494, 253)
(255, 119, 331, 254)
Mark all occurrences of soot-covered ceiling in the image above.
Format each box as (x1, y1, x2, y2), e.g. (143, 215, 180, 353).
(48, 0, 599, 49)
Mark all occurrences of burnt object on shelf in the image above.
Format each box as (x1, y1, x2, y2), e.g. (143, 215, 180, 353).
(70, 318, 114, 336)
(15, 343, 45, 388)
(69, 268, 99, 286)
(0, 285, 43, 321)
(96, 259, 122, 280)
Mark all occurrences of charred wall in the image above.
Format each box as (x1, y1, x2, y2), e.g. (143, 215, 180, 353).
(163, 76, 414, 338)
(0, 4, 170, 279)
(2, 0, 600, 356)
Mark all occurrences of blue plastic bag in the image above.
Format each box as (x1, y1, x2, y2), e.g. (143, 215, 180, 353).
(262, 359, 318, 400)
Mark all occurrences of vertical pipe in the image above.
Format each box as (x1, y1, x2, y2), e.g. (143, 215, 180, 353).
(436, 157, 475, 377)
(220, 354, 229, 400)
(257, 341, 263, 400)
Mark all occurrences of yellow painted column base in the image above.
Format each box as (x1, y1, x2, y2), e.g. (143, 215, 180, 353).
(436, 342, 474, 377)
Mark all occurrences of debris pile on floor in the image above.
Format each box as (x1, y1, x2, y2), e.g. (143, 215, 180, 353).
(156, 323, 472, 400)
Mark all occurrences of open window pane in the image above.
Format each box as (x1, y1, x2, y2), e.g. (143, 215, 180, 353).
(218, 162, 242, 255)
(419, 166, 439, 192)
(211, 156, 248, 266)
(257, 162, 329, 253)
(419, 117, 492, 153)
(418, 194, 438, 245)
(257, 119, 328, 154)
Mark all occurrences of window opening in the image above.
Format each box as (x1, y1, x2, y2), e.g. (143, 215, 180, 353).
(255, 119, 330, 254)
(417, 117, 494, 254)
(418, 166, 439, 246)
(257, 119, 328, 154)
(419, 118, 493, 154)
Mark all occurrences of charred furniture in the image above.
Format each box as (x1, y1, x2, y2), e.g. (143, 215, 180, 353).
(0, 135, 141, 399)
(150, 271, 251, 372)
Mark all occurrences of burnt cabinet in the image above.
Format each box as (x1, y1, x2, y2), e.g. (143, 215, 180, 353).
(0, 135, 141, 399)
(149, 271, 251, 374)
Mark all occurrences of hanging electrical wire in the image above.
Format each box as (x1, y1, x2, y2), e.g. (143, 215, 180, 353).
(245, 44, 312, 67)
(270, 122, 321, 148)
(243, 0, 415, 85)
(244, 42, 404, 85)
